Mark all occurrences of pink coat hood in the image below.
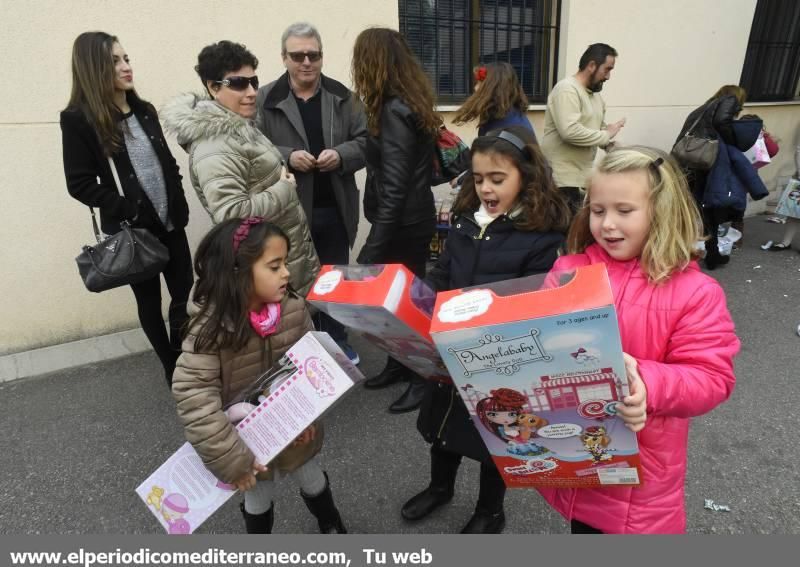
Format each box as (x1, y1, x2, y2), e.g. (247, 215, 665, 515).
(538, 244, 739, 533)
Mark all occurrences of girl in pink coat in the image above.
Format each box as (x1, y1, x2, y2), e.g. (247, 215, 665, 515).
(539, 146, 739, 534)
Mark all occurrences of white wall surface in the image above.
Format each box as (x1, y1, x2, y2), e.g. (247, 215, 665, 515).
(3, 0, 799, 359)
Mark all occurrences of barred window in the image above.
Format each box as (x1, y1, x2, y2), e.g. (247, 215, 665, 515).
(740, 0, 800, 102)
(399, 0, 561, 104)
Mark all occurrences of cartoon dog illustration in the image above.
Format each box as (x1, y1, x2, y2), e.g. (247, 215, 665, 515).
(581, 425, 612, 464)
(515, 413, 548, 442)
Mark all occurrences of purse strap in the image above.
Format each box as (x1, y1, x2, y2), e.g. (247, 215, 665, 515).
(684, 99, 719, 137)
(88, 157, 125, 243)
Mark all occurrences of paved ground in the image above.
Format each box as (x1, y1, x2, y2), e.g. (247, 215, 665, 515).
(1, 217, 798, 534)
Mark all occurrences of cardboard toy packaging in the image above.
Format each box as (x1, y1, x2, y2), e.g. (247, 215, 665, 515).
(307, 264, 451, 383)
(136, 331, 364, 534)
(430, 264, 642, 489)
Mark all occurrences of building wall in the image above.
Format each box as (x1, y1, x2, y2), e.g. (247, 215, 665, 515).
(0, 0, 394, 356)
(3, 0, 799, 358)
(442, 0, 798, 210)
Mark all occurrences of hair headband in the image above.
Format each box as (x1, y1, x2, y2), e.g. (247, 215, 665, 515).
(232, 217, 264, 254)
(649, 156, 664, 178)
(495, 130, 527, 155)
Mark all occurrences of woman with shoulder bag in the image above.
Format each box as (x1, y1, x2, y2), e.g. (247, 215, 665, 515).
(60, 32, 193, 386)
(350, 28, 439, 414)
(675, 85, 749, 269)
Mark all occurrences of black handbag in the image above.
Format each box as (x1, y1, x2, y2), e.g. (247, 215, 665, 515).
(75, 158, 169, 293)
(672, 102, 719, 171)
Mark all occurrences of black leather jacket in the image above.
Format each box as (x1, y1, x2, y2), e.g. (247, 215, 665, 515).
(358, 97, 436, 263)
(677, 94, 740, 147)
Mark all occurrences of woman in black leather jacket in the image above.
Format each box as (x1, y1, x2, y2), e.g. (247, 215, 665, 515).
(351, 28, 439, 413)
(675, 85, 748, 269)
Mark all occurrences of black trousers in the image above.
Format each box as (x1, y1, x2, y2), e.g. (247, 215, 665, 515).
(559, 186, 585, 218)
(129, 228, 193, 386)
(310, 206, 351, 343)
(377, 218, 434, 373)
(431, 442, 506, 513)
(702, 206, 737, 260)
(571, 519, 604, 534)
(379, 218, 435, 278)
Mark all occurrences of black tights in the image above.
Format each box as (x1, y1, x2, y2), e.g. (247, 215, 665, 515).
(129, 228, 193, 386)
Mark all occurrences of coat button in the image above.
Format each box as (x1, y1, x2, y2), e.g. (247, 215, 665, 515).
(456, 223, 461, 228)
(485, 236, 491, 240)
(129, 174, 135, 179)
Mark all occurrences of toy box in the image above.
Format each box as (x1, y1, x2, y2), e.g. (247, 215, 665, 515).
(430, 263, 642, 488)
(308, 264, 450, 383)
(136, 331, 364, 534)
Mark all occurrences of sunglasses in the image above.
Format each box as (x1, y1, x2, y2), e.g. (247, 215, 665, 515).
(214, 75, 259, 91)
(286, 51, 322, 63)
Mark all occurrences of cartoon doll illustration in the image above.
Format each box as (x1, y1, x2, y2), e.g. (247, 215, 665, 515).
(571, 347, 601, 366)
(476, 388, 550, 457)
(161, 493, 191, 535)
(581, 425, 613, 464)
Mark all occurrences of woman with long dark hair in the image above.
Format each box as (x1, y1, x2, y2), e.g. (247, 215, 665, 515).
(60, 32, 192, 385)
(351, 27, 439, 414)
(452, 62, 535, 137)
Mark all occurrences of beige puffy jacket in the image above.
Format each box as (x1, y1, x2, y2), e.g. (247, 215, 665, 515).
(162, 93, 319, 296)
(172, 293, 322, 484)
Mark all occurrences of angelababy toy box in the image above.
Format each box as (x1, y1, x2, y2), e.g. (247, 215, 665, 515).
(430, 263, 642, 489)
(308, 264, 450, 383)
(136, 331, 364, 534)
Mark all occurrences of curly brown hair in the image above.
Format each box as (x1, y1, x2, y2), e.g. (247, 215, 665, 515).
(452, 62, 528, 127)
(452, 126, 571, 233)
(350, 27, 440, 136)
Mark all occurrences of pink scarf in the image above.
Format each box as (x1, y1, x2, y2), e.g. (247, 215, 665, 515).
(248, 303, 281, 337)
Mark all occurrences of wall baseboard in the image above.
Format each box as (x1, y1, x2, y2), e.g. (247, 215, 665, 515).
(0, 328, 151, 382)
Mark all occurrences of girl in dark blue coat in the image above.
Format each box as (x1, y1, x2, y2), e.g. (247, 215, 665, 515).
(402, 126, 570, 533)
(452, 62, 536, 138)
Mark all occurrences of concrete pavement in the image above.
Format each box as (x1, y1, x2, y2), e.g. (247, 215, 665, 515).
(1, 217, 798, 534)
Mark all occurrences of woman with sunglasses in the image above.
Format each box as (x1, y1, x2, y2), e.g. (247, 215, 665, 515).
(351, 28, 439, 413)
(60, 32, 193, 386)
(162, 40, 319, 296)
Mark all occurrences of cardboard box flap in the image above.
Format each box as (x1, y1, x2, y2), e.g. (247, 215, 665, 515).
(431, 263, 614, 333)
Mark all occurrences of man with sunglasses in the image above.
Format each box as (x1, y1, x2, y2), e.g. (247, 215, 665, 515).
(256, 22, 367, 364)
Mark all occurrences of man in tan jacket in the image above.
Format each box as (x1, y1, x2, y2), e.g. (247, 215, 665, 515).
(541, 43, 625, 214)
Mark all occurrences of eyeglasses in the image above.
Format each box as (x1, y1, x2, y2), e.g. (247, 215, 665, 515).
(286, 51, 322, 63)
(214, 75, 259, 91)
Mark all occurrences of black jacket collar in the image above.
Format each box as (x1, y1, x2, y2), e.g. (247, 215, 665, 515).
(263, 72, 351, 108)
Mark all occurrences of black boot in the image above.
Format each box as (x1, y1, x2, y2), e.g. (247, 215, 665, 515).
(240, 502, 274, 534)
(460, 507, 506, 533)
(364, 357, 408, 389)
(460, 459, 506, 533)
(401, 445, 460, 521)
(301, 472, 347, 534)
(389, 373, 427, 413)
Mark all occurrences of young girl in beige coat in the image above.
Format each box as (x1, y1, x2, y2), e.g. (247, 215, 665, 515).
(172, 218, 345, 534)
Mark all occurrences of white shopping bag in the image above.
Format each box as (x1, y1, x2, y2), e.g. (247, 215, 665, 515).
(744, 133, 771, 169)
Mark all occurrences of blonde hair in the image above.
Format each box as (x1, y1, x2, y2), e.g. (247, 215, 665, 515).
(567, 146, 703, 284)
(709, 84, 747, 108)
